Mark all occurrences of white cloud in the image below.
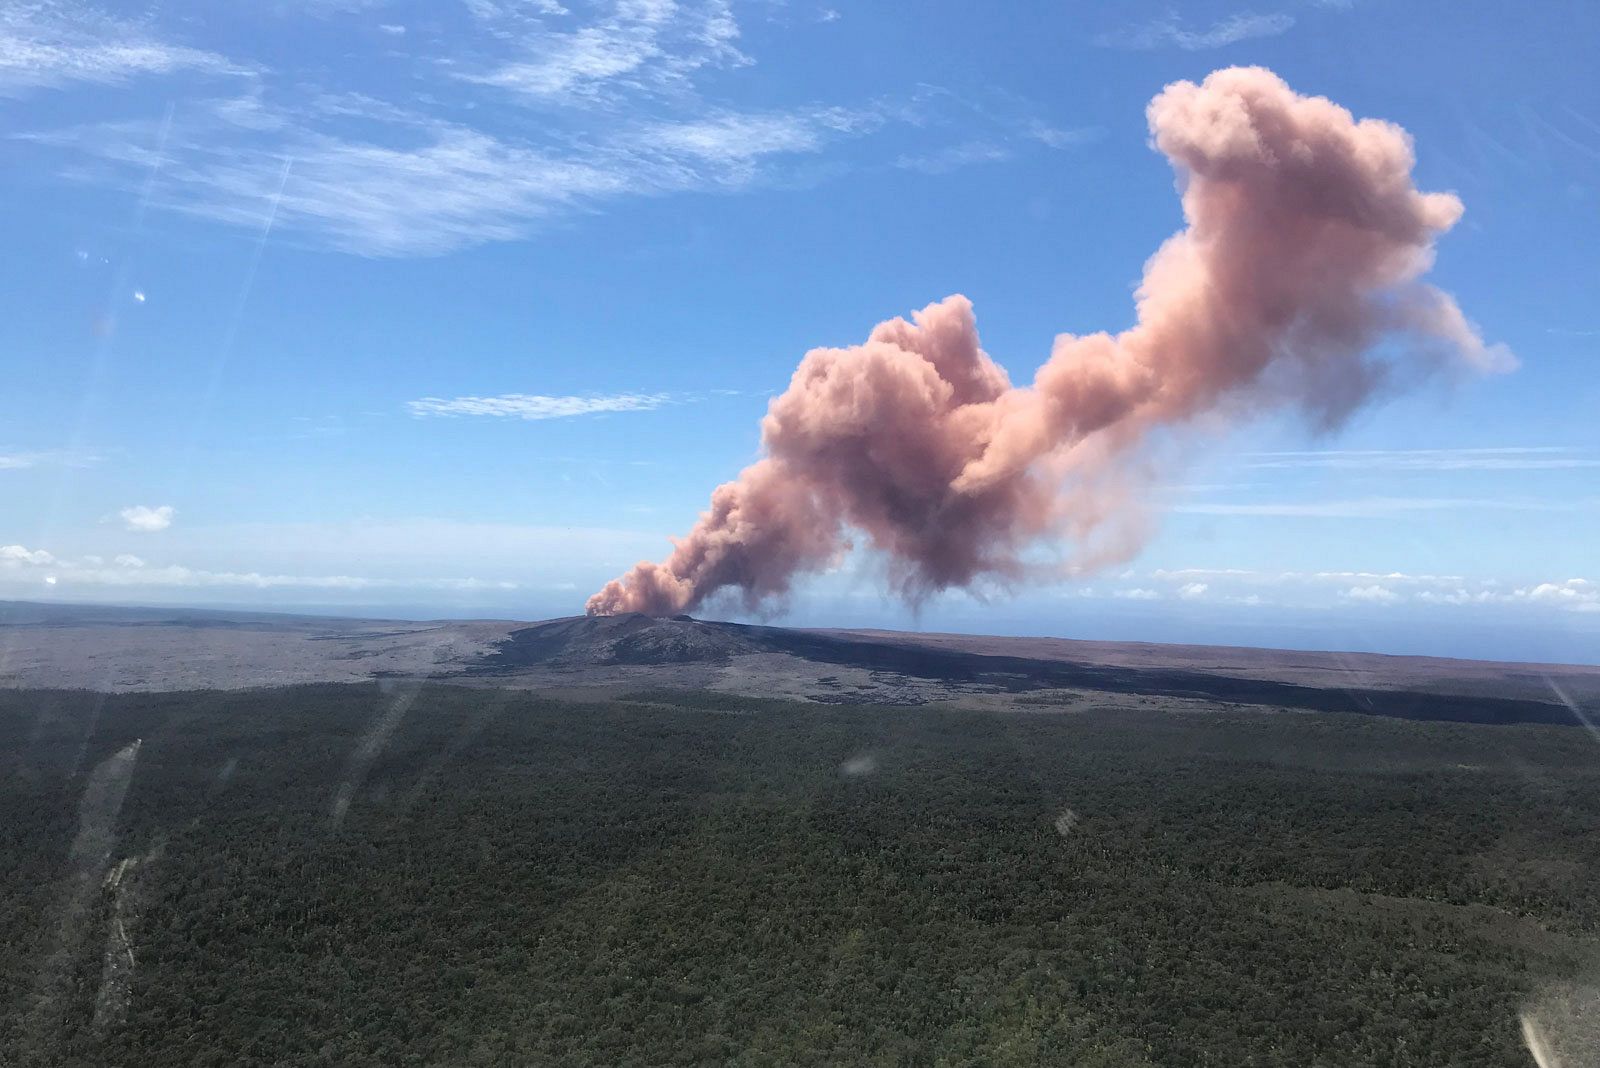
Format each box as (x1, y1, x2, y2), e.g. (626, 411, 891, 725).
(1416, 588, 1496, 606)
(1412, 579, 1598, 613)
(895, 141, 1010, 175)
(1097, 12, 1295, 51)
(1153, 566, 1472, 592)
(0, 518, 658, 609)
(287, 0, 392, 14)
(1175, 496, 1580, 518)
(463, 0, 571, 18)
(120, 504, 174, 532)
(29, 110, 628, 257)
(1023, 121, 1100, 150)
(1152, 567, 1520, 590)
(0, 447, 99, 470)
(406, 392, 674, 419)
(0, 0, 240, 92)
(1245, 447, 1600, 472)
(462, 0, 746, 102)
(1342, 584, 1401, 604)
(1113, 588, 1160, 601)
(639, 110, 830, 165)
(28, 95, 880, 256)
(1145, 565, 1600, 614)
(1520, 579, 1600, 612)
(10, 1, 1121, 257)
(1, 544, 57, 565)
(0, 540, 519, 592)
(142, 517, 664, 575)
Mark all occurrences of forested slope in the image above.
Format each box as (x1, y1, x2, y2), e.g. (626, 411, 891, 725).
(3, 685, 1596, 1066)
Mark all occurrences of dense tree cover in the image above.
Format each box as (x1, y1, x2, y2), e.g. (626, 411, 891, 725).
(1, 683, 1597, 1066)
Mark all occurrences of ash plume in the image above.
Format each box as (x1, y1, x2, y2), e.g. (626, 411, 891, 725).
(588, 67, 1511, 618)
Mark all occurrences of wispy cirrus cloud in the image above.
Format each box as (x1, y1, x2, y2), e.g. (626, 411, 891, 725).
(895, 141, 1010, 175)
(1023, 120, 1101, 150)
(1096, 11, 1295, 51)
(406, 392, 676, 420)
(0, 0, 241, 93)
(636, 107, 865, 165)
(461, 0, 746, 103)
(284, 0, 392, 15)
(12, 1, 1081, 256)
(888, 112, 1099, 176)
(25, 93, 897, 256)
(27, 103, 623, 256)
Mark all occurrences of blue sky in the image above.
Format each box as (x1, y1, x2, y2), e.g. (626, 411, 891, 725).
(1, 0, 1597, 662)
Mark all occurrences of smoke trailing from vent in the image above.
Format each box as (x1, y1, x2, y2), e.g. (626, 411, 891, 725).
(588, 67, 1511, 618)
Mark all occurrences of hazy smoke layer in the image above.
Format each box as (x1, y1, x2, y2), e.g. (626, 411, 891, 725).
(588, 66, 1510, 618)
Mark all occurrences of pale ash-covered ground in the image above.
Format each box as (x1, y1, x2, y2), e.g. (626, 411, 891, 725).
(0, 614, 1007, 704)
(0, 606, 516, 692)
(2, 602, 1598, 715)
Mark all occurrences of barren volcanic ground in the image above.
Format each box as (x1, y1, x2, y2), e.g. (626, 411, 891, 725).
(2, 601, 1596, 725)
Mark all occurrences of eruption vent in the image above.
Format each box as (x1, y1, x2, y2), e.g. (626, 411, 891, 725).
(588, 66, 1510, 618)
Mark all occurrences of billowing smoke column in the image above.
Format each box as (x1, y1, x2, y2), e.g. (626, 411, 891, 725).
(587, 67, 1511, 618)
